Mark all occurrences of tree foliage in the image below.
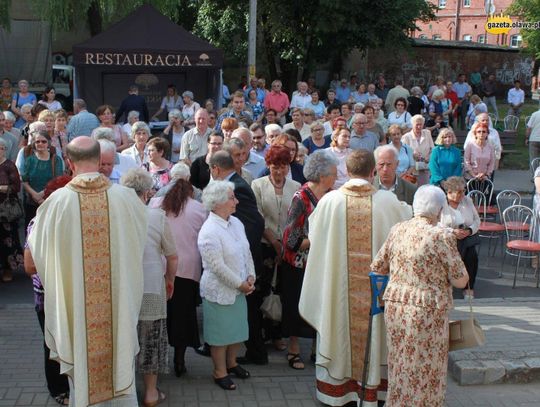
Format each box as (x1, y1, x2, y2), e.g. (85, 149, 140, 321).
(508, 0, 540, 59)
(2, 0, 436, 88)
(193, 0, 436, 87)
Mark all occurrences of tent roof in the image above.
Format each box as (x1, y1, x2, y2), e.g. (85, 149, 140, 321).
(73, 4, 222, 66)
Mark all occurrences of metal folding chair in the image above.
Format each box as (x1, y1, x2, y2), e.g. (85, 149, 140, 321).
(488, 113, 498, 128)
(504, 115, 519, 131)
(467, 178, 496, 216)
(469, 190, 505, 265)
(502, 205, 540, 288)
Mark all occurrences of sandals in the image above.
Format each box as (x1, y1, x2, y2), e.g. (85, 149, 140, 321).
(52, 393, 69, 406)
(214, 375, 236, 390)
(227, 364, 250, 379)
(287, 352, 305, 370)
(142, 389, 166, 407)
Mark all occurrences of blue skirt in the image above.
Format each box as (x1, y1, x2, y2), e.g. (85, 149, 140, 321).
(202, 295, 248, 346)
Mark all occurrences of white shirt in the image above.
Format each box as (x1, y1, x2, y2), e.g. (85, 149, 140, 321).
(527, 110, 540, 142)
(198, 213, 255, 305)
(507, 87, 525, 106)
(290, 93, 311, 110)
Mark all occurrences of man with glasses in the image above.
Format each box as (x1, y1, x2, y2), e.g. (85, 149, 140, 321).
(249, 123, 269, 158)
(264, 80, 290, 126)
(350, 113, 379, 152)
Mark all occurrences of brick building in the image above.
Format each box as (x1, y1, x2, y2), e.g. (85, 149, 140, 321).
(413, 0, 522, 48)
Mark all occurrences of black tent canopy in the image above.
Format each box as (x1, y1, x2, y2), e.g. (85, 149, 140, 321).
(72, 4, 223, 118)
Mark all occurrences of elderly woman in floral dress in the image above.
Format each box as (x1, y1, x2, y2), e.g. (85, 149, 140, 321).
(372, 185, 468, 407)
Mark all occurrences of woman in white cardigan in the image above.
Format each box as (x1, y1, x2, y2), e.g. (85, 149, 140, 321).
(198, 180, 256, 391)
(251, 144, 301, 351)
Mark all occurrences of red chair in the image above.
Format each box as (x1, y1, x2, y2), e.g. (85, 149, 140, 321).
(468, 190, 504, 266)
(502, 205, 540, 288)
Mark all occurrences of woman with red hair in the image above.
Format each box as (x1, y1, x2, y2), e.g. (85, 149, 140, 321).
(251, 145, 301, 352)
(464, 122, 495, 182)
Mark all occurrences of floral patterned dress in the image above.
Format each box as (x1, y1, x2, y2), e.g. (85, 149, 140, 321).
(371, 216, 467, 407)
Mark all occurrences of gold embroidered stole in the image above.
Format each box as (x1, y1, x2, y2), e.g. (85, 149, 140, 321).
(69, 175, 114, 405)
(341, 183, 375, 381)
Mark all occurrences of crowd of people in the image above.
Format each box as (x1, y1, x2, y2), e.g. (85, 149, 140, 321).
(0, 71, 527, 407)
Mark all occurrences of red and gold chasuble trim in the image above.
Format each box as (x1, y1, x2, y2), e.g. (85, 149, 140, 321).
(341, 183, 375, 381)
(73, 175, 114, 405)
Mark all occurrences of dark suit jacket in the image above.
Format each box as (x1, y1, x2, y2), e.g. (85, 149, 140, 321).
(229, 173, 265, 273)
(116, 94, 149, 123)
(373, 175, 417, 206)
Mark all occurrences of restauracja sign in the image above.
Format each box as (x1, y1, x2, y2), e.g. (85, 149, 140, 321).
(83, 53, 197, 66)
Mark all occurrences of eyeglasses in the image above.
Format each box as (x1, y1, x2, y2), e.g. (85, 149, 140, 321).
(354, 121, 367, 125)
(35, 140, 48, 144)
(312, 128, 324, 132)
(475, 130, 488, 134)
(209, 142, 223, 146)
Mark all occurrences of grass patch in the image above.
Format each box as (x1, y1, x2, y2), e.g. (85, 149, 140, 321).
(495, 99, 539, 170)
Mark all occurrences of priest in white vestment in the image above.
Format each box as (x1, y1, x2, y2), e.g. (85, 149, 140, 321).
(27, 137, 147, 407)
(299, 149, 412, 407)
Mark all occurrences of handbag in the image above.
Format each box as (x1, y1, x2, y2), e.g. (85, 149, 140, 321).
(449, 283, 486, 351)
(260, 264, 282, 322)
(0, 191, 24, 223)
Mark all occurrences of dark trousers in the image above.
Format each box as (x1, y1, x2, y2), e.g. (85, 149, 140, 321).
(458, 99, 470, 130)
(457, 241, 479, 290)
(36, 309, 69, 397)
(243, 289, 268, 362)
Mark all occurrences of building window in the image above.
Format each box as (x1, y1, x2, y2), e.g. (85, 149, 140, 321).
(510, 35, 522, 48)
(419, 34, 428, 39)
(463, 34, 473, 41)
(478, 34, 486, 43)
(463, 0, 471, 7)
(433, 34, 442, 40)
(438, 0, 446, 8)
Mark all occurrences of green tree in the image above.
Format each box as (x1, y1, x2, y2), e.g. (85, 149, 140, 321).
(508, 0, 540, 59)
(193, 0, 436, 90)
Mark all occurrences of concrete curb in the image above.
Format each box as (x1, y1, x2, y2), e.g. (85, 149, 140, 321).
(449, 350, 540, 385)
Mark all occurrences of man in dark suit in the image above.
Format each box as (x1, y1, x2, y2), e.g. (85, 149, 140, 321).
(208, 151, 268, 364)
(115, 85, 149, 123)
(373, 145, 417, 205)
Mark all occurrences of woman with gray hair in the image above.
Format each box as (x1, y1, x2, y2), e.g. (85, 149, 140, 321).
(121, 110, 140, 138)
(429, 89, 453, 125)
(372, 184, 469, 406)
(3, 110, 21, 142)
(120, 168, 178, 406)
(162, 109, 185, 163)
(402, 114, 434, 186)
(198, 180, 255, 390)
(280, 150, 338, 369)
(181, 91, 201, 129)
(121, 121, 150, 166)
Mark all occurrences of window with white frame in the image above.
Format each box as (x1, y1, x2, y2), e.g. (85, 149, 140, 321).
(463, 0, 471, 7)
(438, 0, 446, 8)
(477, 34, 486, 43)
(433, 34, 442, 40)
(463, 34, 473, 41)
(510, 35, 522, 48)
(419, 34, 428, 39)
